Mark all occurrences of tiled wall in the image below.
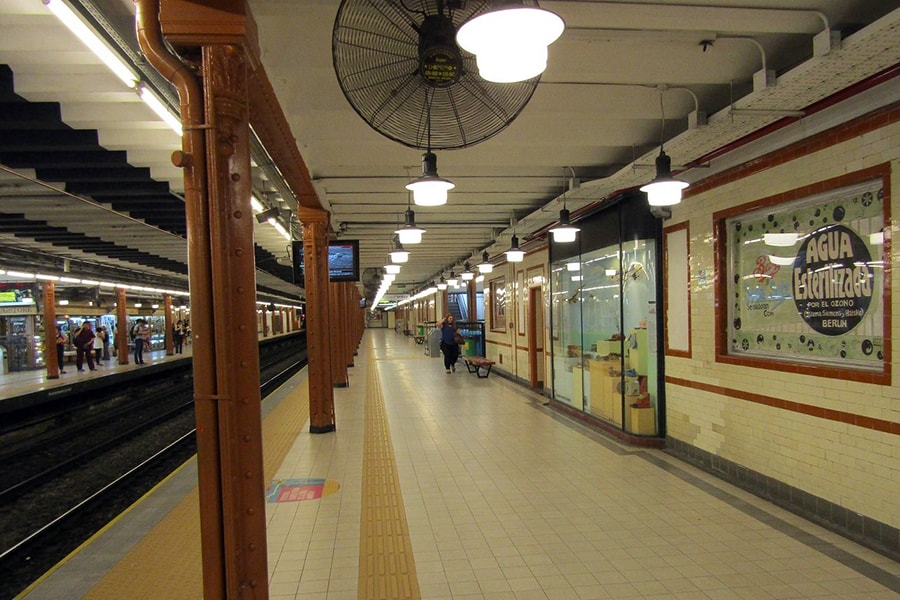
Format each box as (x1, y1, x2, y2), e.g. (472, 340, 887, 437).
(665, 103, 900, 555)
(484, 247, 550, 390)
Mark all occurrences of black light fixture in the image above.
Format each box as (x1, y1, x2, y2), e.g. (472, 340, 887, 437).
(437, 276, 448, 290)
(394, 193, 426, 244)
(461, 262, 475, 281)
(447, 270, 459, 286)
(477, 251, 493, 274)
(640, 90, 689, 206)
(506, 234, 524, 262)
(549, 204, 579, 243)
(405, 88, 454, 206)
(389, 237, 410, 263)
(406, 151, 454, 206)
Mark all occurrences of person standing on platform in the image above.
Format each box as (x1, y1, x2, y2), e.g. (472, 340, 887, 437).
(132, 318, 149, 365)
(92, 325, 104, 365)
(172, 320, 184, 354)
(439, 314, 461, 373)
(73, 321, 96, 372)
(99, 325, 111, 361)
(55, 326, 67, 374)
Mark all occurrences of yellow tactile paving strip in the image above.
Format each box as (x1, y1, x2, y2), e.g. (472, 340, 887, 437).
(358, 361, 421, 600)
(78, 380, 310, 600)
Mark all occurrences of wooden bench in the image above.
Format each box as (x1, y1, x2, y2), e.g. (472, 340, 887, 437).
(462, 356, 496, 378)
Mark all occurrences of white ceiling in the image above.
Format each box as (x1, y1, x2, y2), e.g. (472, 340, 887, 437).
(0, 0, 898, 302)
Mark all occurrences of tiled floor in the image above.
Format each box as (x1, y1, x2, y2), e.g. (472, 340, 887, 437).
(21, 328, 900, 599)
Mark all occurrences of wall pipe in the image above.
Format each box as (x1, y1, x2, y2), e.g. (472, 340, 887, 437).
(134, 1, 226, 597)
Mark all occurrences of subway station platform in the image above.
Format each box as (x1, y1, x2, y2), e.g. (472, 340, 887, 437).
(15, 329, 900, 600)
(0, 345, 192, 411)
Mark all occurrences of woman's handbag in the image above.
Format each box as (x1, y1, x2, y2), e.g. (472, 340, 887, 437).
(453, 331, 464, 345)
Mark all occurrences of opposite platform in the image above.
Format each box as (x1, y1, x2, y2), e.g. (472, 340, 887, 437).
(18, 328, 900, 599)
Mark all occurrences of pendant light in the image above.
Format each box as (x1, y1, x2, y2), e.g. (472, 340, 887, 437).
(461, 262, 475, 281)
(457, 1, 564, 83)
(384, 263, 401, 275)
(447, 271, 459, 286)
(406, 152, 454, 206)
(549, 205, 579, 243)
(437, 276, 448, 291)
(506, 234, 524, 262)
(641, 89, 689, 207)
(395, 194, 425, 244)
(477, 251, 493, 274)
(389, 237, 410, 263)
(405, 88, 454, 206)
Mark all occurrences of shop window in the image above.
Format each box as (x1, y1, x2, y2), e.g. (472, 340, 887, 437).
(550, 193, 661, 436)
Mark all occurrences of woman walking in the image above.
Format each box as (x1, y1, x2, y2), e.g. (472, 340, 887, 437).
(439, 314, 461, 373)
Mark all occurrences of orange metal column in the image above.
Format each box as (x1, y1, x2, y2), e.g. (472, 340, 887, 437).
(345, 282, 355, 367)
(262, 305, 268, 337)
(116, 287, 129, 364)
(164, 294, 174, 355)
(200, 43, 269, 596)
(139, 2, 269, 596)
(468, 279, 477, 322)
(330, 280, 348, 387)
(43, 281, 60, 379)
(300, 210, 336, 432)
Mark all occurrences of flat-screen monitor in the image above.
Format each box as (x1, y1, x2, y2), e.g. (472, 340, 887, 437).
(291, 240, 360, 285)
(328, 240, 360, 282)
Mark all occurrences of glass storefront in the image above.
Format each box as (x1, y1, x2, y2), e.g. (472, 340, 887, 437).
(550, 193, 662, 436)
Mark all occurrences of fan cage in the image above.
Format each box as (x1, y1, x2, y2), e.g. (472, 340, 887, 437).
(333, 0, 542, 150)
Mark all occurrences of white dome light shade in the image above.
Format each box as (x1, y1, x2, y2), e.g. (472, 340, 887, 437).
(406, 179, 454, 206)
(640, 150, 688, 207)
(566, 261, 580, 271)
(478, 251, 493, 273)
(397, 228, 424, 244)
(549, 208, 579, 243)
(406, 152, 454, 206)
(506, 234, 525, 262)
(551, 226, 578, 243)
(389, 248, 409, 263)
(457, 6, 564, 83)
(395, 208, 425, 244)
(384, 264, 402, 274)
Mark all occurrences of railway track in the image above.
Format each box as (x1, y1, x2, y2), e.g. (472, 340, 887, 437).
(0, 334, 307, 599)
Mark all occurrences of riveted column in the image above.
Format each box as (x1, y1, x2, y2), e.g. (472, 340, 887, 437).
(345, 282, 355, 367)
(116, 287, 129, 364)
(341, 285, 351, 367)
(261, 304, 268, 337)
(43, 280, 59, 379)
(300, 209, 336, 432)
(193, 42, 269, 596)
(329, 278, 348, 388)
(164, 294, 174, 355)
